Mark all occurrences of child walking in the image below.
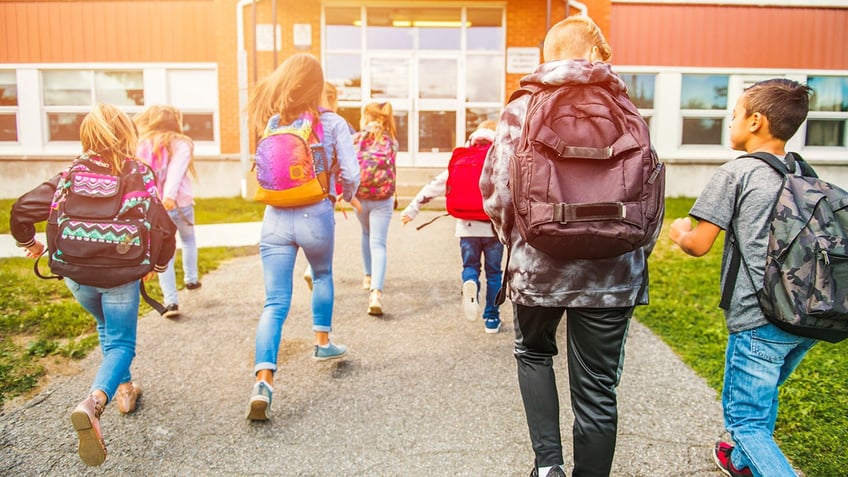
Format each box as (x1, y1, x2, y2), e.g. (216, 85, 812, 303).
(670, 78, 817, 477)
(354, 102, 399, 316)
(245, 53, 359, 421)
(134, 105, 201, 318)
(400, 120, 504, 333)
(10, 103, 176, 466)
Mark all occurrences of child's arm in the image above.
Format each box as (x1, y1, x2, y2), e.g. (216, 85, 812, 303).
(400, 170, 448, 224)
(669, 217, 722, 257)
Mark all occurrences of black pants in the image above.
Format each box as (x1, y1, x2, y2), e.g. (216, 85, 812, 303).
(514, 304, 633, 477)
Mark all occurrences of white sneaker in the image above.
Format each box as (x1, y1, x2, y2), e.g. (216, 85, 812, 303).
(462, 280, 479, 321)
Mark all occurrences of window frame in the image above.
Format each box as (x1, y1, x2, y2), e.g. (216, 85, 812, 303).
(0, 69, 19, 143)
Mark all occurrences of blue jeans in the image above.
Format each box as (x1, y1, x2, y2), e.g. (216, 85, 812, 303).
(159, 205, 198, 306)
(722, 323, 817, 477)
(459, 237, 504, 319)
(355, 197, 393, 291)
(65, 278, 140, 402)
(254, 200, 335, 374)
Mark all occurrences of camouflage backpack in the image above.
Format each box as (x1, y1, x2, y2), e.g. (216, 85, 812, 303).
(721, 152, 848, 343)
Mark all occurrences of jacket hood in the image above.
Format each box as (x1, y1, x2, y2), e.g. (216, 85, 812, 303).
(519, 59, 628, 96)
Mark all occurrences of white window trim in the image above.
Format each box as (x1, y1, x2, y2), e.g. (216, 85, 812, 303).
(0, 63, 220, 157)
(615, 67, 848, 163)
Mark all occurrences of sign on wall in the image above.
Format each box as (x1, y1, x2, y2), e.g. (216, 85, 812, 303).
(506, 47, 541, 74)
(255, 24, 281, 51)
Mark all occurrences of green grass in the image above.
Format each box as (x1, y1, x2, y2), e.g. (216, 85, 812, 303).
(644, 198, 848, 477)
(0, 245, 258, 409)
(1, 196, 845, 475)
(0, 196, 266, 235)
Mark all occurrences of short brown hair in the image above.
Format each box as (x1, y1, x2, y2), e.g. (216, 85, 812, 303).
(743, 79, 812, 141)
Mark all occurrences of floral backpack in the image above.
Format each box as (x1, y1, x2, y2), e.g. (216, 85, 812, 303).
(353, 132, 397, 200)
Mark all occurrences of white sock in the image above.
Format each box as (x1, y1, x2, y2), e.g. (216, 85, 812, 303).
(538, 465, 562, 476)
(318, 343, 330, 348)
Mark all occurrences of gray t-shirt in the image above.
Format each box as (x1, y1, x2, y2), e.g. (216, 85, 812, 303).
(689, 155, 787, 333)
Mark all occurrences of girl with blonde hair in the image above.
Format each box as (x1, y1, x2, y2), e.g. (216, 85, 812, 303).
(353, 102, 399, 315)
(10, 103, 176, 466)
(245, 53, 360, 421)
(135, 105, 201, 318)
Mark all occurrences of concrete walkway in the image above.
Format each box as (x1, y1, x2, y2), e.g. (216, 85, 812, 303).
(0, 211, 726, 476)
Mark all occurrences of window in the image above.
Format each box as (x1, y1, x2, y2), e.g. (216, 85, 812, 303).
(325, 7, 362, 102)
(326, 7, 361, 50)
(166, 70, 217, 143)
(42, 69, 144, 142)
(679, 75, 728, 145)
(0, 70, 18, 141)
(419, 110, 455, 152)
(466, 8, 503, 105)
(366, 8, 462, 50)
(465, 107, 499, 140)
(621, 73, 655, 128)
(467, 8, 503, 51)
(806, 76, 848, 147)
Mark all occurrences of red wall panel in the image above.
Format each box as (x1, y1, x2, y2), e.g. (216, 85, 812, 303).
(0, 1, 216, 63)
(610, 4, 848, 70)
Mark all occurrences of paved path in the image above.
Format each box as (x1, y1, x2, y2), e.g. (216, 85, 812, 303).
(0, 211, 726, 476)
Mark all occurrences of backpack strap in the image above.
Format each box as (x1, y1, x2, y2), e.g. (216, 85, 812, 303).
(33, 247, 167, 314)
(140, 281, 167, 315)
(33, 249, 62, 281)
(507, 83, 544, 104)
(739, 151, 819, 178)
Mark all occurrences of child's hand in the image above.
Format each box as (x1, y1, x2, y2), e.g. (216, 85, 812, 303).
(349, 197, 362, 213)
(23, 241, 45, 259)
(400, 214, 413, 225)
(669, 217, 692, 245)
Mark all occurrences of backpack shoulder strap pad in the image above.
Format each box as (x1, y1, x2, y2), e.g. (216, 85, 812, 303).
(740, 152, 791, 175)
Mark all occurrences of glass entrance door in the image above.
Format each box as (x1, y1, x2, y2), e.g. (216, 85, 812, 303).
(368, 53, 461, 167)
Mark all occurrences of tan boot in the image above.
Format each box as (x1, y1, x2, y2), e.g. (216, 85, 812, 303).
(114, 382, 142, 414)
(368, 289, 383, 316)
(70, 393, 107, 466)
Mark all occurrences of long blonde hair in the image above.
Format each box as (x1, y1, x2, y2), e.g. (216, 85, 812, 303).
(321, 82, 339, 112)
(247, 53, 324, 134)
(359, 102, 396, 142)
(79, 103, 137, 174)
(134, 104, 197, 179)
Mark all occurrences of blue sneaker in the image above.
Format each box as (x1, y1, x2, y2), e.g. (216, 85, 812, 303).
(484, 317, 502, 334)
(246, 381, 272, 421)
(313, 342, 348, 361)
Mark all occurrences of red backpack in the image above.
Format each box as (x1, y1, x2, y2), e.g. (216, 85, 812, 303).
(445, 143, 491, 221)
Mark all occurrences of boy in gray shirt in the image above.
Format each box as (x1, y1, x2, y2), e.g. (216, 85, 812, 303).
(669, 78, 816, 477)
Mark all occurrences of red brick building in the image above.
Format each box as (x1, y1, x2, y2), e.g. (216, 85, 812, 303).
(1, 0, 846, 197)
